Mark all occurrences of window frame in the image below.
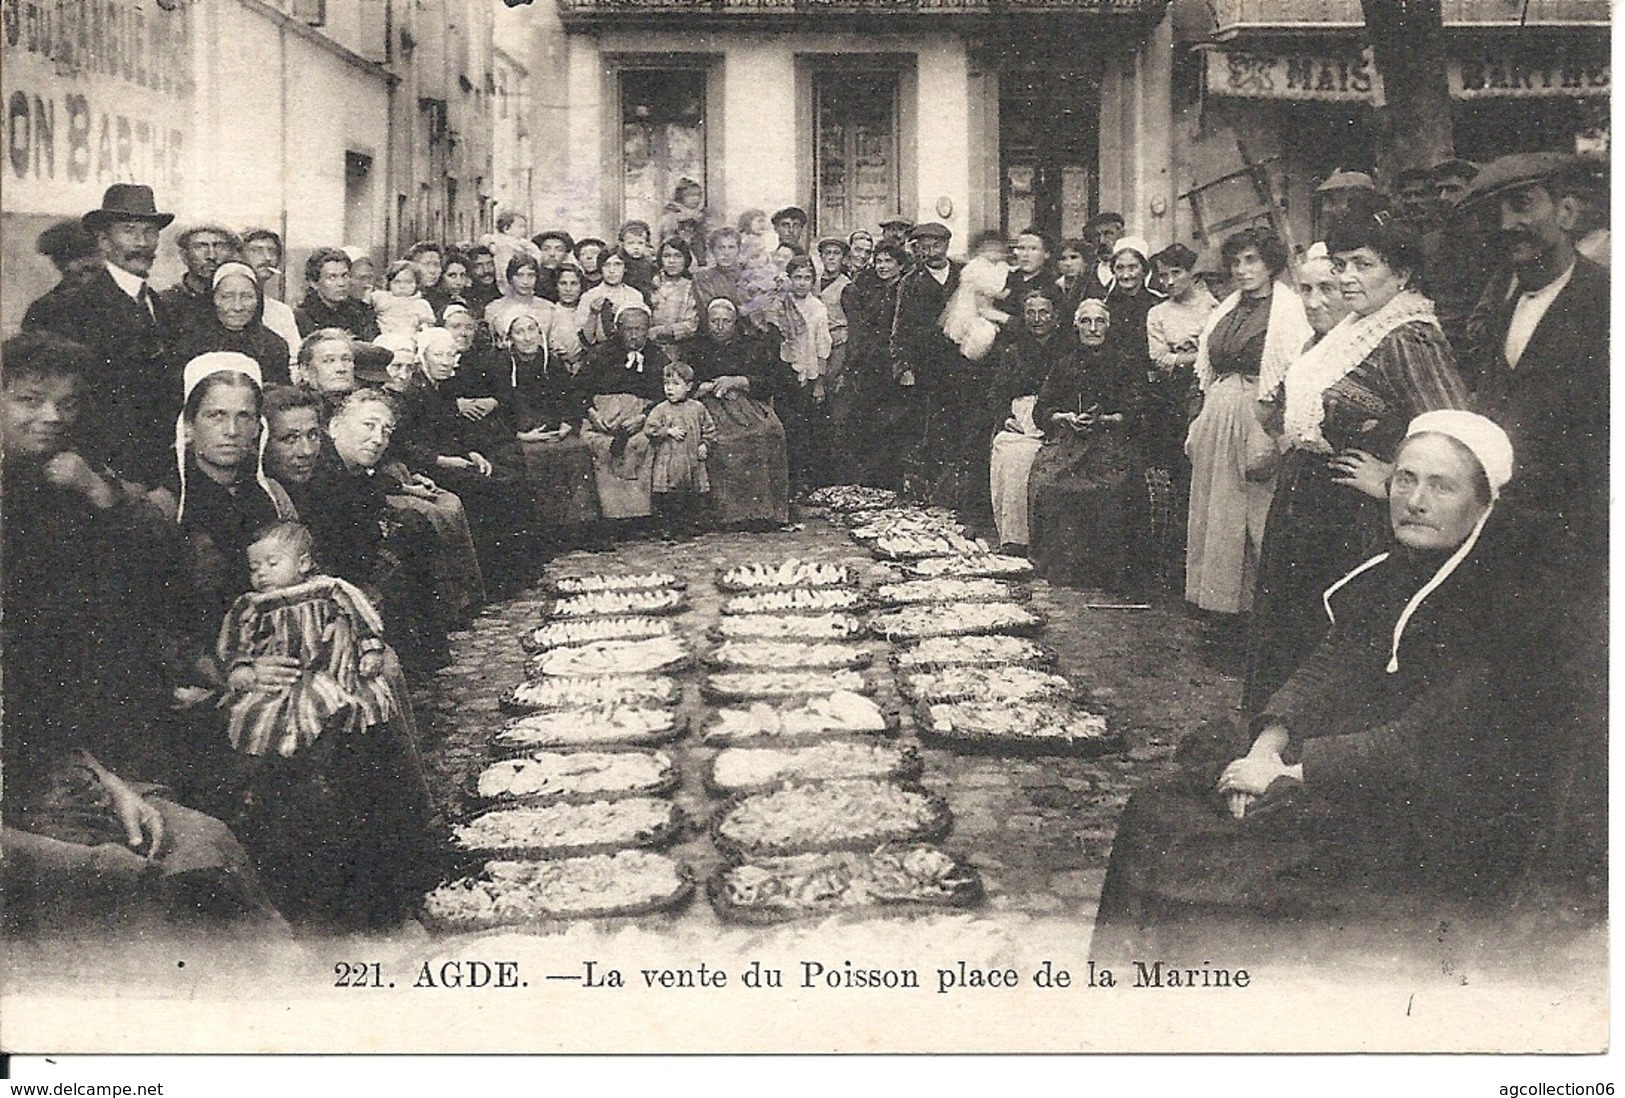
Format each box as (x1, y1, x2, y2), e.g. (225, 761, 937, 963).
(600, 54, 725, 238)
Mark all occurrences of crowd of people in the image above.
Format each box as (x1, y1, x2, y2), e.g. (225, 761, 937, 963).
(2, 147, 1607, 940)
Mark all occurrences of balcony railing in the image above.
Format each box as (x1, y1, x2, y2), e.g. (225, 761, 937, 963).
(1209, 0, 1609, 38)
(557, 0, 1167, 22)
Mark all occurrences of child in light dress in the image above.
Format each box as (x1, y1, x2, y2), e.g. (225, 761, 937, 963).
(941, 232, 1013, 362)
(369, 260, 437, 338)
(643, 362, 717, 538)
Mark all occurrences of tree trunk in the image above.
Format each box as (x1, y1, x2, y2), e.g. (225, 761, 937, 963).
(1362, 0, 1455, 176)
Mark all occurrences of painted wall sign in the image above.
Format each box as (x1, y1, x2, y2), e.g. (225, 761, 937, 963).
(1, 0, 193, 214)
(1207, 44, 1608, 103)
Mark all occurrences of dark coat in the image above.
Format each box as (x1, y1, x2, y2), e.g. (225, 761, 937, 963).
(295, 292, 380, 342)
(171, 318, 294, 389)
(1464, 256, 1609, 549)
(582, 338, 670, 404)
(889, 260, 962, 389)
(24, 265, 175, 487)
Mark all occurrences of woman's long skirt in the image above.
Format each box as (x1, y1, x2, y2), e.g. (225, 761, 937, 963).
(387, 489, 485, 619)
(988, 429, 1043, 547)
(520, 434, 601, 530)
(1240, 449, 1373, 715)
(1184, 375, 1275, 614)
(582, 394, 655, 520)
(701, 393, 790, 525)
(1027, 429, 1145, 592)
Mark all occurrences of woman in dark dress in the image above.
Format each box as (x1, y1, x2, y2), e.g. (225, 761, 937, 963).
(579, 304, 669, 525)
(1242, 210, 1468, 715)
(838, 242, 909, 489)
(392, 327, 539, 594)
(986, 288, 1071, 552)
(687, 297, 792, 527)
(171, 261, 294, 386)
(500, 311, 600, 536)
(1092, 414, 1561, 961)
(1025, 299, 1148, 591)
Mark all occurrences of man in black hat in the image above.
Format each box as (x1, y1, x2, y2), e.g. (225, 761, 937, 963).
(24, 184, 177, 487)
(1459, 152, 1609, 552)
(531, 229, 575, 303)
(772, 207, 809, 253)
(889, 222, 965, 500)
(1422, 157, 1489, 352)
(20, 220, 103, 331)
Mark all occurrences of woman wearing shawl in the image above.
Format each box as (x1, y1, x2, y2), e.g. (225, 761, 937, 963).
(171, 261, 294, 386)
(499, 311, 601, 535)
(987, 288, 1072, 552)
(1243, 205, 1467, 716)
(1093, 413, 1562, 958)
(687, 297, 793, 527)
(1026, 299, 1148, 591)
(579, 304, 668, 524)
(1184, 228, 1313, 623)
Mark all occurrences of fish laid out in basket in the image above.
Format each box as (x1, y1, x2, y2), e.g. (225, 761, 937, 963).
(550, 571, 683, 596)
(473, 750, 678, 803)
(721, 587, 865, 616)
(716, 560, 856, 592)
(527, 636, 690, 678)
(545, 588, 687, 619)
(845, 507, 963, 541)
(892, 634, 1057, 670)
(707, 740, 920, 795)
(714, 779, 950, 858)
(702, 668, 869, 701)
(872, 577, 1018, 606)
(868, 602, 1043, 641)
(701, 691, 890, 744)
(711, 846, 981, 922)
(707, 640, 872, 670)
(905, 554, 1035, 579)
(424, 851, 691, 929)
(711, 613, 867, 641)
(521, 616, 677, 654)
(899, 664, 1074, 705)
(452, 798, 680, 857)
(869, 531, 989, 561)
(495, 706, 680, 749)
(804, 485, 899, 512)
(503, 674, 681, 712)
(919, 700, 1119, 756)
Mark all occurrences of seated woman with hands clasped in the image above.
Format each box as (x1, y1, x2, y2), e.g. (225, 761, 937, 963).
(1093, 410, 1563, 958)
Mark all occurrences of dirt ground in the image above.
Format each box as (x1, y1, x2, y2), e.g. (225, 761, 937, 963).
(414, 512, 1240, 929)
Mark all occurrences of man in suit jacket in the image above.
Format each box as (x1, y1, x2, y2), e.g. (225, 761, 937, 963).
(1459, 153, 1609, 553)
(24, 184, 177, 487)
(889, 222, 966, 502)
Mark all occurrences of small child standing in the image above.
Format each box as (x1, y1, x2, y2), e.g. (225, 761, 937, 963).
(369, 260, 437, 338)
(643, 362, 717, 538)
(219, 522, 397, 759)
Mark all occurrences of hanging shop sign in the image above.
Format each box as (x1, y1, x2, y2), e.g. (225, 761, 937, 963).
(1, 0, 194, 215)
(1204, 48, 1382, 103)
(1207, 43, 1608, 103)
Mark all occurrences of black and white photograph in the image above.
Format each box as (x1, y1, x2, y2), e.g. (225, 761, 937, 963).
(0, 0, 1610, 1064)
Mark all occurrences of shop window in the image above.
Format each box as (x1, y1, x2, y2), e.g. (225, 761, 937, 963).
(814, 70, 900, 237)
(619, 68, 707, 235)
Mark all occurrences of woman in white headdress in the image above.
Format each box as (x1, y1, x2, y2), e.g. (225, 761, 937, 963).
(1094, 411, 1567, 957)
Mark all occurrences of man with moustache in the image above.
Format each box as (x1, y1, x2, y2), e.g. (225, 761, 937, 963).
(1459, 153, 1609, 552)
(1078, 211, 1124, 300)
(240, 228, 303, 365)
(158, 224, 242, 346)
(24, 185, 177, 487)
(889, 222, 965, 502)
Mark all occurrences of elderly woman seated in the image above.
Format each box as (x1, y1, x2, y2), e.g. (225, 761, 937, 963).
(1091, 411, 1570, 961)
(2, 333, 285, 932)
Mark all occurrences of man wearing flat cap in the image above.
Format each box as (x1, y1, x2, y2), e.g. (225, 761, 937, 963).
(1421, 158, 1489, 353)
(772, 207, 809, 253)
(889, 222, 964, 499)
(1459, 152, 1609, 553)
(24, 184, 178, 487)
(1080, 211, 1124, 300)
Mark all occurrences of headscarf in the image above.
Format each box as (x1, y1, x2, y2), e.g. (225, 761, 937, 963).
(211, 261, 265, 329)
(175, 352, 271, 523)
(497, 309, 549, 388)
(1110, 236, 1151, 265)
(1322, 410, 1513, 674)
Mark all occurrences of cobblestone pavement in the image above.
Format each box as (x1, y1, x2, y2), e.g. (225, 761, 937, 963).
(413, 512, 1239, 931)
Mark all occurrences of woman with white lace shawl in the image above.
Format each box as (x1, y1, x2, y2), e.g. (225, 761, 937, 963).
(1184, 228, 1313, 620)
(1241, 199, 1467, 715)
